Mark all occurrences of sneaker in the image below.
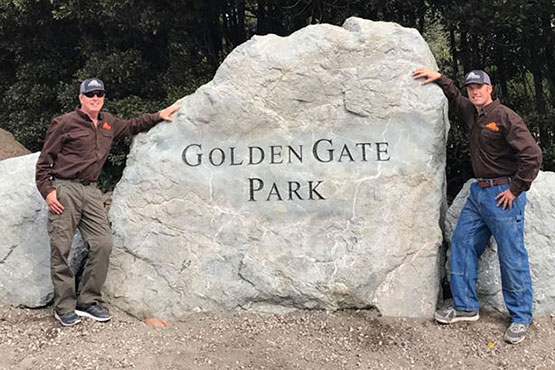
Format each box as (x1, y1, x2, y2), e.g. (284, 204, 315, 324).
(54, 311, 81, 327)
(504, 323, 529, 345)
(75, 304, 112, 322)
(434, 306, 479, 324)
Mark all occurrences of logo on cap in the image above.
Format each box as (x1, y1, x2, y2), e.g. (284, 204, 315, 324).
(463, 70, 491, 86)
(88, 80, 103, 88)
(466, 72, 481, 81)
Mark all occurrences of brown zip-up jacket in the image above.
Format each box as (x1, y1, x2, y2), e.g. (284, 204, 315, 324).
(436, 76, 542, 196)
(36, 107, 162, 199)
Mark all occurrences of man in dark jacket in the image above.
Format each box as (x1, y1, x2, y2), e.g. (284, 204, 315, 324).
(413, 67, 542, 344)
(36, 78, 180, 327)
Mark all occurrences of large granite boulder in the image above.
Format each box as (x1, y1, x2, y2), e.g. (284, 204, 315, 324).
(105, 17, 449, 319)
(0, 153, 86, 307)
(445, 171, 555, 315)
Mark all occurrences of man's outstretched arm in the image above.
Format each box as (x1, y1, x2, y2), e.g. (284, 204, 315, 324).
(412, 67, 474, 125)
(111, 103, 182, 139)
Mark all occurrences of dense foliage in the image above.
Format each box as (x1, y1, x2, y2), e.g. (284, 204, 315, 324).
(1, 0, 553, 196)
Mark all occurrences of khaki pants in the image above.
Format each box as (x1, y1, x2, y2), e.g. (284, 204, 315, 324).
(47, 180, 112, 314)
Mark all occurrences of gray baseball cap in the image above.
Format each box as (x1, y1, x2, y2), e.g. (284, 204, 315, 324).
(79, 78, 105, 94)
(463, 70, 491, 87)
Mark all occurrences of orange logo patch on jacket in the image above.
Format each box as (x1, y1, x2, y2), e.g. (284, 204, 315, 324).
(486, 122, 500, 132)
(102, 122, 112, 131)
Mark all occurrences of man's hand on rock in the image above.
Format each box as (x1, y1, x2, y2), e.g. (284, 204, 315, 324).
(46, 190, 64, 214)
(159, 103, 181, 122)
(412, 67, 441, 85)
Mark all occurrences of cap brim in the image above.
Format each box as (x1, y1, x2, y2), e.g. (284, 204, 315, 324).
(81, 88, 105, 94)
(463, 81, 489, 87)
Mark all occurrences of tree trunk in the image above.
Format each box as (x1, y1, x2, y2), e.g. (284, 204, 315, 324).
(202, 0, 223, 72)
(530, 49, 547, 115)
(460, 30, 471, 73)
(495, 53, 508, 101)
(449, 26, 459, 79)
(237, 0, 246, 42)
(540, 11, 555, 106)
(257, 0, 267, 34)
(470, 33, 480, 69)
(529, 42, 549, 146)
(521, 70, 531, 102)
(417, 2, 426, 34)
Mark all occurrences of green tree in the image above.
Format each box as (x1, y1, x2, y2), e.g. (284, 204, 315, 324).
(1, 0, 552, 194)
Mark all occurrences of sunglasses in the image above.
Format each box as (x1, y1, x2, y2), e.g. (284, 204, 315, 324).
(83, 90, 105, 98)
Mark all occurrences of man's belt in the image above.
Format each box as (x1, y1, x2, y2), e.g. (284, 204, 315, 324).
(56, 178, 96, 186)
(476, 177, 511, 188)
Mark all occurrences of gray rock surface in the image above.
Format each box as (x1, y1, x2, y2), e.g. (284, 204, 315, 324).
(105, 18, 449, 319)
(0, 153, 86, 307)
(445, 171, 555, 315)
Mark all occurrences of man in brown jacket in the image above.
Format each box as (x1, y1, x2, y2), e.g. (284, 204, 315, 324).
(36, 78, 179, 326)
(413, 68, 542, 344)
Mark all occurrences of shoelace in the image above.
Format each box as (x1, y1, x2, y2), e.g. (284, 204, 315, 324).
(511, 324, 527, 333)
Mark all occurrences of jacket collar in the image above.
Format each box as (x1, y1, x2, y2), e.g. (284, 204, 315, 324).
(75, 106, 104, 122)
(477, 99, 500, 116)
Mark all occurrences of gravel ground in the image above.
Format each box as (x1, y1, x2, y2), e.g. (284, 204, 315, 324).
(1, 304, 555, 370)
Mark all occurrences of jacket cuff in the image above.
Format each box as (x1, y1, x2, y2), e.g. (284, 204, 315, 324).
(39, 183, 55, 199)
(509, 183, 522, 198)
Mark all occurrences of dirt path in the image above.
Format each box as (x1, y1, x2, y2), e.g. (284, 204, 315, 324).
(1, 304, 554, 369)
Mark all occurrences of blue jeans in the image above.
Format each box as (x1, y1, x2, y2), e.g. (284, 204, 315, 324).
(450, 182, 532, 324)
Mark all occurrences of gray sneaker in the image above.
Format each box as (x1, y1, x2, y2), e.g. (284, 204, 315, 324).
(75, 304, 112, 322)
(434, 306, 479, 324)
(504, 323, 529, 344)
(54, 311, 81, 327)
